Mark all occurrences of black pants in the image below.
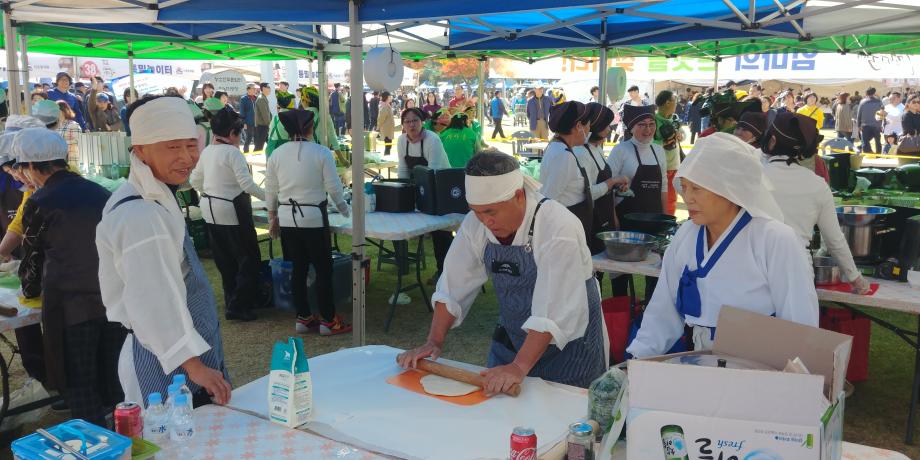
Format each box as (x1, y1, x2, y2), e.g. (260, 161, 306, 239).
(254, 125, 269, 152)
(861, 125, 882, 153)
(837, 131, 852, 139)
(491, 119, 506, 139)
(611, 274, 658, 302)
(15, 323, 45, 384)
(207, 223, 262, 315)
(384, 137, 393, 156)
(690, 131, 698, 144)
(280, 226, 335, 322)
(431, 231, 454, 275)
(243, 125, 255, 153)
(63, 319, 126, 427)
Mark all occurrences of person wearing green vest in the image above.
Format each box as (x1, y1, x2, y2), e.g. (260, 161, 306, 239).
(653, 90, 682, 216)
(438, 112, 483, 169)
(265, 86, 340, 157)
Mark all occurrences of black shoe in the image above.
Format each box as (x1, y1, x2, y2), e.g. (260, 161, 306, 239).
(51, 399, 70, 413)
(225, 310, 257, 322)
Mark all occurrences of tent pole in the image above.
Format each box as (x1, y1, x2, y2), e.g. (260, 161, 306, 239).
(598, 46, 608, 105)
(19, 33, 29, 112)
(477, 56, 485, 137)
(348, 0, 366, 347)
(260, 60, 276, 115)
(128, 44, 136, 102)
(284, 59, 299, 107)
(713, 58, 719, 91)
(3, 9, 21, 116)
(308, 59, 314, 87)
(318, 49, 330, 147)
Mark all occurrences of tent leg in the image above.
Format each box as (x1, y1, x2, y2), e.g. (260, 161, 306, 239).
(348, 0, 366, 347)
(598, 46, 608, 105)
(19, 34, 29, 112)
(477, 57, 486, 136)
(318, 50, 330, 147)
(3, 10, 21, 116)
(285, 60, 299, 107)
(128, 43, 136, 102)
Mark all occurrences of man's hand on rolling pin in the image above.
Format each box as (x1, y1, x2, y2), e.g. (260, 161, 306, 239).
(397, 340, 443, 369)
(480, 363, 526, 397)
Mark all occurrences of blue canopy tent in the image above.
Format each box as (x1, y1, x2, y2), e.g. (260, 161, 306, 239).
(8, 0, 920, 350)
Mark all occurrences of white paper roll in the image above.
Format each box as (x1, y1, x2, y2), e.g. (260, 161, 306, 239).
(365, 47, 404, 92)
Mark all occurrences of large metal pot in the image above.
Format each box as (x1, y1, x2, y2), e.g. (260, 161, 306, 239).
(813, 256, 841, 286)
(621, 213, 678, 236)
(836, 205, 896, 258)
(597, 231, 660, 262)
(894, 162, 920, 190)
(854, 168, 893, 189)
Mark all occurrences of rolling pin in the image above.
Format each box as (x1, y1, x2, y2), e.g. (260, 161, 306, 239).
(413, 358, 522, 397)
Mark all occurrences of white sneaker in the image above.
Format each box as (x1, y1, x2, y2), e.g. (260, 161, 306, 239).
(295, 321, 310, 334)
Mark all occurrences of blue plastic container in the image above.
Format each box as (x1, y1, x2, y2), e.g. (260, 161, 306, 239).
(12, 419, 133, 460)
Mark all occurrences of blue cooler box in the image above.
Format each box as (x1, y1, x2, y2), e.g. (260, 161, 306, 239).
(12, 419, 133, 460)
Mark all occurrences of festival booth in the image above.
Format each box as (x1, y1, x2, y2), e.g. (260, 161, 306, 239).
(2, 0, 920, 458)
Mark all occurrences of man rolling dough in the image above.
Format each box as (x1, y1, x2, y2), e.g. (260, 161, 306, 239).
(397, 151, 606, 394)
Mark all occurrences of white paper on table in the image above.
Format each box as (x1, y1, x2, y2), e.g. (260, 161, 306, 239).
(230, 345, 589, 460)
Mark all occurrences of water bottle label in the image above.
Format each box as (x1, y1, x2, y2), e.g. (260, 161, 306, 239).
(662, 431, 688, 459)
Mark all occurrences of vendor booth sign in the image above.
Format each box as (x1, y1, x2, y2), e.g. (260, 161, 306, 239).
(627, 307, 852, 460)
(200, 70, 248, 97)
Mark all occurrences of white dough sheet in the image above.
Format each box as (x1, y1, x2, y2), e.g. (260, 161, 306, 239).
(229, 345, 589, 460)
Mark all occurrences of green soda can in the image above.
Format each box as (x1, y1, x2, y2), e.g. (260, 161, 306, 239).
(660, 425, 690, 460)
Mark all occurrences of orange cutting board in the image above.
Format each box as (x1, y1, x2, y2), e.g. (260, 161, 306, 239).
(386, 369, 490, 406)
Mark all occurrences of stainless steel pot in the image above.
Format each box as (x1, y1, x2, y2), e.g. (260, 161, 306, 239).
(596, 231, 660, 262)
(813, 256, 841, 286)
(836, 206, 896, 259)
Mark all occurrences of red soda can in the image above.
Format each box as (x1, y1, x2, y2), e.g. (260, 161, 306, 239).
(510, 426, 537, 460)
(114, 401, 144, 438)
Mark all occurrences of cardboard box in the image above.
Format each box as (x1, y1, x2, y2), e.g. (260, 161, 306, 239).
(627, 307, 852, 460)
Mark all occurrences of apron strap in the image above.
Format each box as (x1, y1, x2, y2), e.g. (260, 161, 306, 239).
(200, 193, 234, 224)
(280, 199, 329, 229)
(525, 198, 549, 249)
(632, 140, 661, 167)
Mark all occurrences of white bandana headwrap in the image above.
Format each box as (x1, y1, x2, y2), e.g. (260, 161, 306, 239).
(465, 169, 542, 206)
(129, 97, 199, 146)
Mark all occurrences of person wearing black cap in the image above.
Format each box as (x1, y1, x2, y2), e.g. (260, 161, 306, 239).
(607, 103, 667, 297)
(733, 111, 768, 148)
(189, 107, 267, 322)
(540, 101, 604, 242)
(265, 109, 352, 336)
(46, 72, 87, 131)
(701, 98, 760, 138)
(761, 112, 870, 295)
(582, 102, 628, 254)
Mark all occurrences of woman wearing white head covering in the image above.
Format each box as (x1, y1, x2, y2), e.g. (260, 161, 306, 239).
(627, 133, 818, 358)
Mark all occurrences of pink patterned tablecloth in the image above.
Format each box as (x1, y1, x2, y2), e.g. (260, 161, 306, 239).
(157, 404, 387, 460)
(842, 441, 911, 460)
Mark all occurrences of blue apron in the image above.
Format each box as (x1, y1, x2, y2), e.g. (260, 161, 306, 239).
(677, 211, 753, 321)
(112, 195, 229, 402)
(484, 199, 605, 388)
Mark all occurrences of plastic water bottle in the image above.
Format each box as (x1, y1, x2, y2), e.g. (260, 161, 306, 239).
(165, 383, 180, 413)
(172, 374, 194, 412)
(169, 394, 195, 443)
(143, 392, 169, 444)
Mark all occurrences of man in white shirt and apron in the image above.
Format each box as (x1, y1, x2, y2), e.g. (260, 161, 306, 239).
(96, 95, 232, 407)
(189, 106, 267, 322)
(398, 151, 606, 392)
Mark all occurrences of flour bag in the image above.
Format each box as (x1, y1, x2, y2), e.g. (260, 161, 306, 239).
(268, 337, 313, 428)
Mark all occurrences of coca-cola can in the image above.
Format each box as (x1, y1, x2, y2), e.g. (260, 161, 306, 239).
(510, 426, 537, 460)
(114, 401, 144, 438)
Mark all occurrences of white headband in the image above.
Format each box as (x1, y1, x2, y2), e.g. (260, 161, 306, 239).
(465, 169, 540, 205)
(130, 97, 199, 146)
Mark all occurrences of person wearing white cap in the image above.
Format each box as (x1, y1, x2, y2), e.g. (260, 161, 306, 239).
(398, 150, 606, 392)
(0, 116, 49, 263)
(13, 127, 125, 427)
(626, 133, 818, 358)
(96, 95, 232, 409)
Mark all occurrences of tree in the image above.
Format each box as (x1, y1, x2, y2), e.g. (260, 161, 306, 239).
(439, 58, 479, 84)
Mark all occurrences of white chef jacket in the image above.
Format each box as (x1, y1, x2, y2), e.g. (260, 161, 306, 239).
(189, 143, 265, 225)
(265, 141, 347, 228)
(96, 154, 210, 376)
(396, 129, 451, 179)
(607, 138, 667, 205)
(764, 158, 860, 282)
(885, 103, 905, 135)
(540, 140, 594, 207)
(432, 188, 594, 349)
(626, 210, 819, 358)
(584, 143, 612, 201)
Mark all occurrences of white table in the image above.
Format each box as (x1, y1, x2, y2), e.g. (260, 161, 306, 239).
(0, 287, 53, 426)
(591, 253, 920, 443)
(228, 345, 589, 460)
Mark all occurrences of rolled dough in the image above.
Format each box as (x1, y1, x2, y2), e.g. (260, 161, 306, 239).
(419, 374, 479, 397)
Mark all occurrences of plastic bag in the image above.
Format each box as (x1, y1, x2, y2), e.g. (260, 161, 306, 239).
(588, 367, 627, 436)
(0, 378, 50, 432)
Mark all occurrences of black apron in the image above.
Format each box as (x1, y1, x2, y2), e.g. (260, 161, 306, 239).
(585, 143, 615, 254)
(553, 139, 594, 241)
(403, 135, 428, 169)
(615, 140, 664, 226)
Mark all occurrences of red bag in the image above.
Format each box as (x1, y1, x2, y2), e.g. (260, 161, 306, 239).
(819, 307, 871, 382)
(602, 297, 633, 364)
